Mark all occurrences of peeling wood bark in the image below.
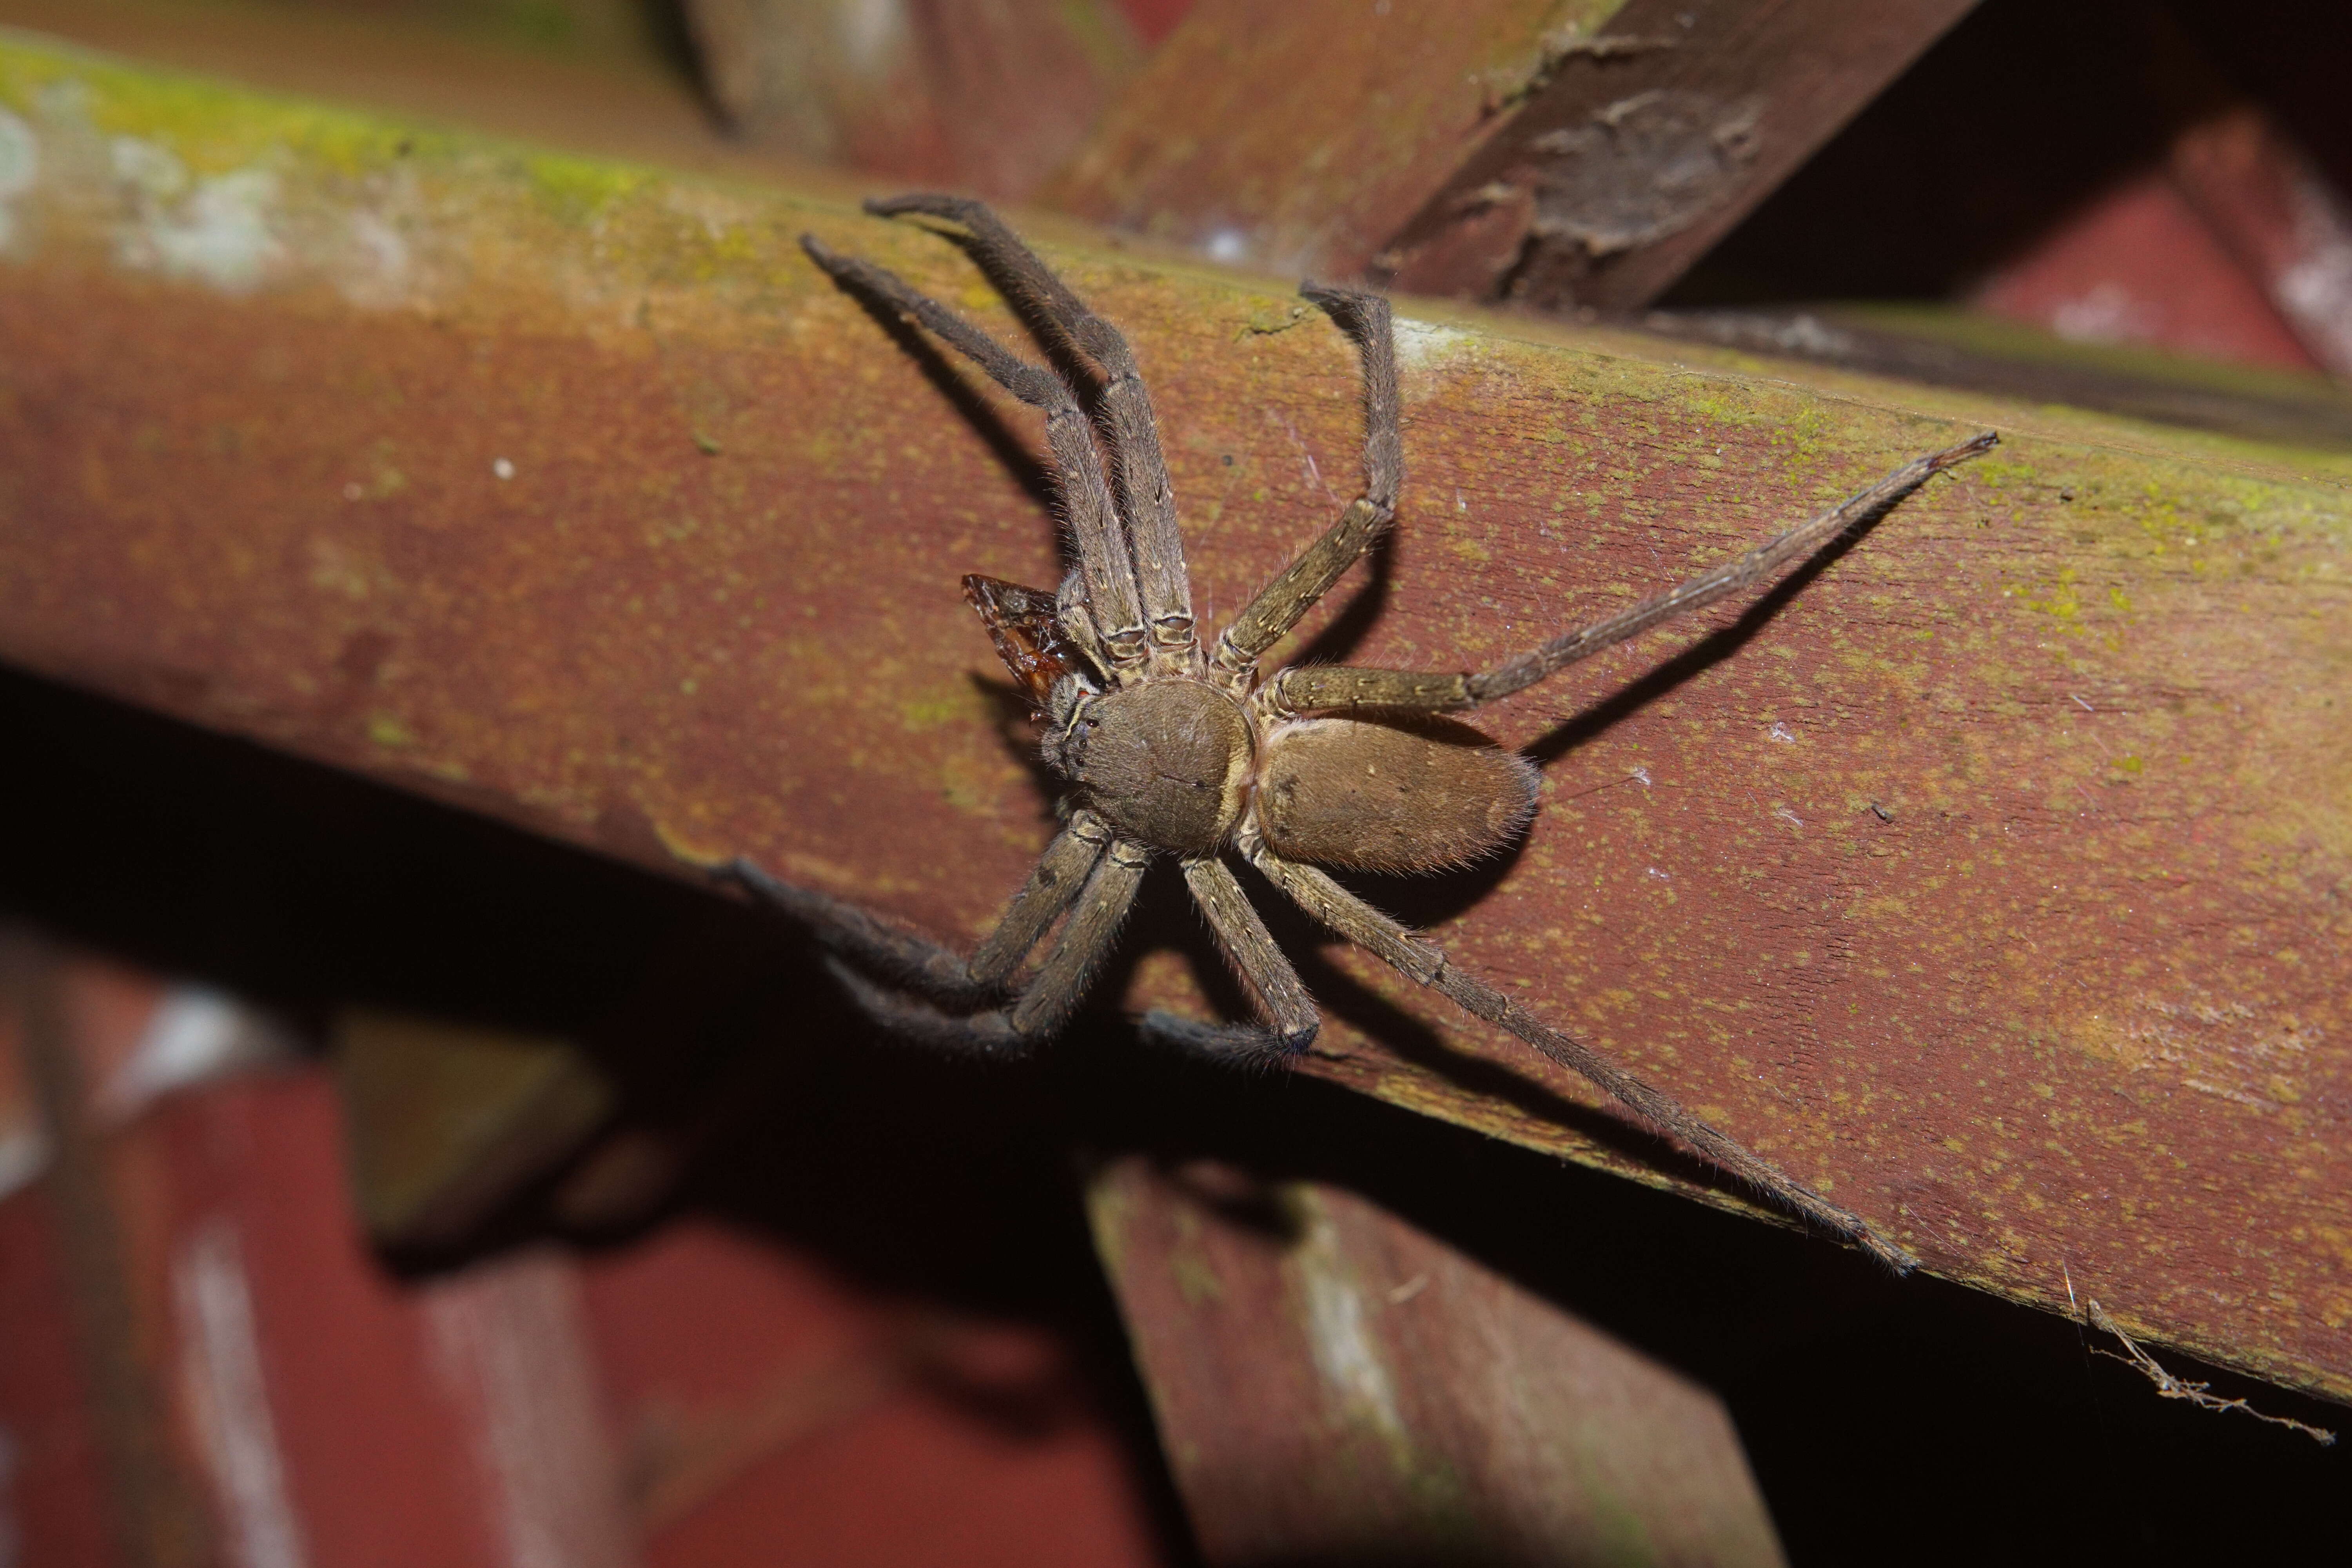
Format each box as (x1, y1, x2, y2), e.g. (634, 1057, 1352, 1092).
(2, 38, 2350, 1402)
(1047, 0, 1980, 310)
(1383, 0, 1982, 308)
(1086, 1158, 1787, 1566)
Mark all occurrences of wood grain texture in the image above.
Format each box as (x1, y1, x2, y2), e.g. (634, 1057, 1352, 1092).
(1, 37, 2349, 1399)
(1087, 1158, 1787, 1566)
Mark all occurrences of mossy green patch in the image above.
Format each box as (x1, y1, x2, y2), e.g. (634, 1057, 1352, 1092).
(0, 33, 432, 177)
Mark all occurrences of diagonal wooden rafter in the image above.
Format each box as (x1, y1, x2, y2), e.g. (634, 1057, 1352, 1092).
(2, 36, 2350, 1404)
(1047, 0, 1982, 307)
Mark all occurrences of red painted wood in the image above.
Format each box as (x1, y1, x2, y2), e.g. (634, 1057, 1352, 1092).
(1972, 166, 2320, 370)
(1090, 1160, 1786, 1566)
(0, 1189, 119, 1568)
(2169, 105, 2352, 376)
(2, 949, 1174, 1567)
(579, 1220, 1168, 1568)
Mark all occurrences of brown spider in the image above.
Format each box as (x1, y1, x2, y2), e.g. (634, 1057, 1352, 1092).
(731, 193, 1994, 1271)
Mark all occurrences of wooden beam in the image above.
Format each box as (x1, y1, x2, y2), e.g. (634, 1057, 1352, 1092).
(1047, 0, 1980, 309)
(1087, 1158, 1787, 1565)
(2, 35, 2350, 1402)
(1383, 0, 1982, 307)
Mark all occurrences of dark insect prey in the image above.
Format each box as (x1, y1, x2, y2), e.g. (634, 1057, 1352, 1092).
(731, 193, 1996, 1271)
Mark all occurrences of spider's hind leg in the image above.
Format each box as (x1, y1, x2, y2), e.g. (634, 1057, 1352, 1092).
(1246, 844, 1920, 1272)
(820, 955, 1024, 1056)
(1136, 1011, 1308, 1070)
(721, 856, 996, 1006)
(726, 818, 1149, 1056)
(1174, 857, 1319, 1062)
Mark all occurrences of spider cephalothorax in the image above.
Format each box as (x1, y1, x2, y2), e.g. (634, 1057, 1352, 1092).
(733, 193, 1995, 1271)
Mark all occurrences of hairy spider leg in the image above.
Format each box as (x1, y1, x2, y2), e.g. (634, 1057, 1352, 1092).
(1233, 838, 1920, 1272)
(799, 234, 1151, 673)
(868, 195, 1198, 668)
(1180, 857, 1319, 1055)
(1262, 432, 2000, 717)
(726, 814, 1153, 1054)
(722, 813, 1102, 999)
(1211, 284, 1403, 681)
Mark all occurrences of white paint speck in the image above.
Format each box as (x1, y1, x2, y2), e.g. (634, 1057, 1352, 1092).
(493, 457, 515, 481)
(1630, 766, 1652, 787)
(1392, 318, 1471, 368)
(837, 0, 907, 72)
(1768, 721, 1796, 744)
(113, 138, 283, 292)
(1647, 866, 1671, 881)
(2276, 169, 2352, 373)
(0, 1125, 45, 1204)
(111, 135, 187, 200)
(1775, 806, 1804, 829)
(1204, 228, 1247, 264)
(2050, 280, 2155, 345)
(1299, 1243, 1405, 1444)
(344, 210, 409, 289)
(175, 1220, 308, 1568)
(98, 987, 292, 1123)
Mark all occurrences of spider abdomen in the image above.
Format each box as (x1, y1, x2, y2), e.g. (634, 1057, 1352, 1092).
(1072, 681, 1254, 855)
(1255, 717, 1538, 874)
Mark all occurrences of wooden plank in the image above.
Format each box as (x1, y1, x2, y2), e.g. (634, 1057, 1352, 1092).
(1, 36, 2350, 1402)
(1383, 0, 1980, 308)
(0, 936, 648, 1568)
(1048, 0, 1978, 309)
(2168, 103, 2352, 377)
(1087, 1157, 1787, 1565)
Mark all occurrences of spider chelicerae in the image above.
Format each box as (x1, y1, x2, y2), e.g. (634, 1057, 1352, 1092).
(730, 194, 1994, 1271)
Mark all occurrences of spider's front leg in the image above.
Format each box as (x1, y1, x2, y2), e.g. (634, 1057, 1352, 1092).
(866, 194, 1200, 666)
(1261, 432, 1999, 719)
(797, 231, 1151, 673)
(1210, 283, 1402, 683)
(723, 811, 1147, 1055)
